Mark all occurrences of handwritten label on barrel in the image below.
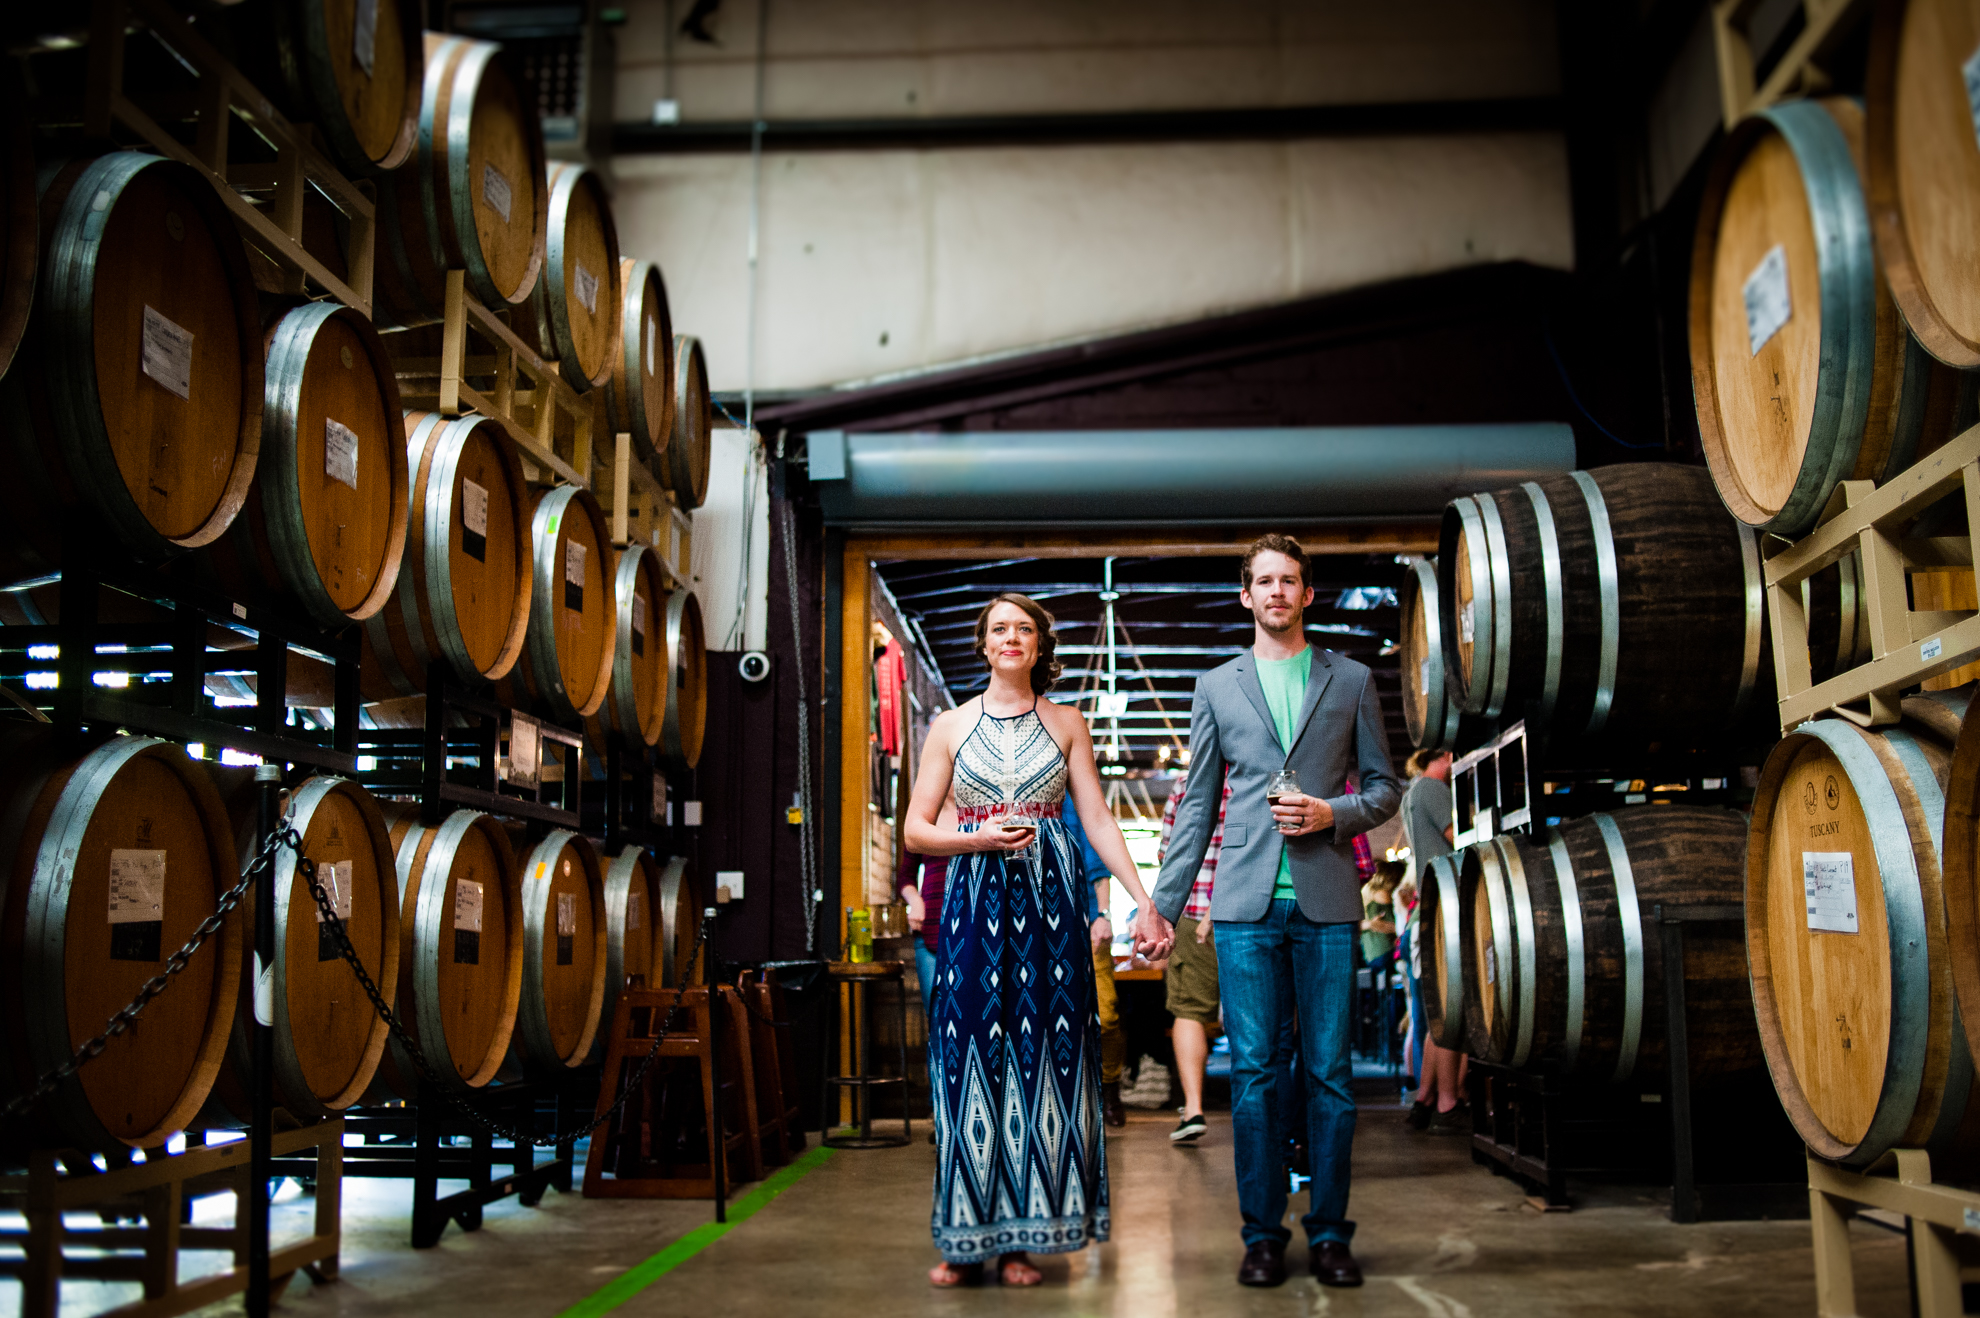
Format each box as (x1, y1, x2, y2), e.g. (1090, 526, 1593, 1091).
(141, 305, 194, 401)
(482, 164, 513, 224)
(454, 877, 483, 965)
(109, 849, 166, 961)
(353, 0, 378, 76)
(633, 593, 647, 655)
(1964, 45, 1980, 154)
(564, 538, 586, 612)
(1803, 851, 1859, 934)
(556, 892, 576, 965)
(462, 478, 488, 562)
(1744, 244, 1792, 357)
(325, 418, 360, 490)
(575, 262, 599, 316)
(315, 858, 354, 961)
(1459, 600, 1475, 645)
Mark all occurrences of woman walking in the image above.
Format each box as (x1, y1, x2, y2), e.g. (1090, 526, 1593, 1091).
(905, 593, 1173, 1286)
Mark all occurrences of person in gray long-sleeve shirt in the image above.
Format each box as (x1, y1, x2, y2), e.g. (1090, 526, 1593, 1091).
(1151, 534, 1400, 1291)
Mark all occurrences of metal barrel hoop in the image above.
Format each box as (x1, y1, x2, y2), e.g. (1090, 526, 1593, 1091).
(1521, 480, 1565, 724)
(1733, 522, 1765, 719)
(1477, 841, 1516, 1061)
(1477, 491, 1515, 723)
(1591, 813, 1644, 1083)
(1569, 471, 1620, 738)
(1448, 496, 1497, 718)
(1497, 836, 1538, 1069)
(1545, 826, 1585, 1068)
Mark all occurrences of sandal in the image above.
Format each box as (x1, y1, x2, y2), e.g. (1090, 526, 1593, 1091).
(998, 1253, 1043, 1286)
(929, 1261, 983, 1288)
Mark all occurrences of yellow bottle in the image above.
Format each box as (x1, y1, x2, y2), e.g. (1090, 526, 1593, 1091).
(846, 907, 873, 964)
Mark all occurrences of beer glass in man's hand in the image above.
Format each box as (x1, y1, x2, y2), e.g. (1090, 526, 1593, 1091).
(1267, 769, 1301, 834)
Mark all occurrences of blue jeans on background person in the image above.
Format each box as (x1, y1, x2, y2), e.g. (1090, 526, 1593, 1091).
(914, 941, 938, 1023)
(1215, 901, 1357, 1250)
(1404, 955, 1427, 1084)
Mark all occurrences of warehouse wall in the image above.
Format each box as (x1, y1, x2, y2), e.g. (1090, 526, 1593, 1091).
(603, 0, 1575, 394)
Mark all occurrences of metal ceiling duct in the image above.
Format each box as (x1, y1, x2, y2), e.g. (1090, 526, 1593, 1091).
(805, 425, 1578, 526)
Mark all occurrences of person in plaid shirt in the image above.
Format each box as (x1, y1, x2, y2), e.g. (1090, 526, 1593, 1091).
(1159, 768, 1232, 1143)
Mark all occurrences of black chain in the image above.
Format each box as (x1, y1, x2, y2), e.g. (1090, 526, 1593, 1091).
(0, 829, 291, 1121)
(286, 825, 712, 1148)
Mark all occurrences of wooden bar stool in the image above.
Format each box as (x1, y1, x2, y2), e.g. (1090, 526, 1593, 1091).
(821, 961, 912, 1149)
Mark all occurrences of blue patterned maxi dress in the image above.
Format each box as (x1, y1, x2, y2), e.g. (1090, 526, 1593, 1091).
(930, 700, 1109, 1262)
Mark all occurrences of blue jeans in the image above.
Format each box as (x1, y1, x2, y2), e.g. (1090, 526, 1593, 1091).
(1215, 901, 1356, 1248)
(914, 941, 938, 1023)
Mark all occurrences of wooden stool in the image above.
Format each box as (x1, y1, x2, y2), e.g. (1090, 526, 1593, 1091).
(821, 961, 912, 1149)
(731, 971, 800, 1168)
(582, 986, 752, 1198)
(751, 969, 808, 1158)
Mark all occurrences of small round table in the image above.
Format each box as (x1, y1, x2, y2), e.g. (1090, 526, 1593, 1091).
(820, 960, 914, 1148)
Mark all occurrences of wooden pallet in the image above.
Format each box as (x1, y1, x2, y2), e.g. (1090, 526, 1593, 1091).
(1807, 1149, 1977, 1317)
(0, 1122, 343, 1318)
(1710, 0, 1868, 127)
(84, 0, 377, 316)
(1763, 422, 1980, 729)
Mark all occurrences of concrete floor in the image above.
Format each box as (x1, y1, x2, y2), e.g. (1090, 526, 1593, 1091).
(9, 1097, 1915, 1317)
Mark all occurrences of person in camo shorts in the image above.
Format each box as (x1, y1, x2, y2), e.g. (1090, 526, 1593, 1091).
(1159, 767, 1232, 1143)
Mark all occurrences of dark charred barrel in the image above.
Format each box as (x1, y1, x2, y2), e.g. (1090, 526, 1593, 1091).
(1438, 463, 1770, 756)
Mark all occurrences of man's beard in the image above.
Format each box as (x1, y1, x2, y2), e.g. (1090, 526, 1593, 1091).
(1254, 605, 1302, 636)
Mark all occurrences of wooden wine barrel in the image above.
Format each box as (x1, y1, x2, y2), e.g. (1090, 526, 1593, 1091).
(530, 163, 621, 392)
(656, 855, 700, 987)
(373, 35, 547, 326)
(201, 777, 400, 1123)
(512, 829, 607, 1073)
(361, 411, 533, 699)
(512, 484, 617, 723)
(0, 732, 241, 1151)
(38, 152, 262, 556)
(1413, 852, 1468, 1052)
(660, 588, 707, 769)
(1691, 97, 1969, 534)
(598, 545, 670, 747)
(203, 303, 409, 629)
(591, 845, 664, 1059)
(369, 808, 522, 1097)
(607, 258, 675, 473)
(1438, 464, 1769, 750)
(1867, 0, 1980, 368)
(1749, 706, 1980, 1169)
(660, 335, 711, 509)
(0, 81, 34, 381)
(1398, 557, 1486, 752)
(1920, 687, 1980, 1151)
(266, 0, 422, 178)
(1464, 809, 1759, 1082)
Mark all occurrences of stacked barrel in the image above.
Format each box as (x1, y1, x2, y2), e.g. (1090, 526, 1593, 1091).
(1689, 0, 1980, 1178)
(0, 16, 714, 1153)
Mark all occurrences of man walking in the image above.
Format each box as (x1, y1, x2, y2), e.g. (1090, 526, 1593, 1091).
(1153, 535, 1402, 1289)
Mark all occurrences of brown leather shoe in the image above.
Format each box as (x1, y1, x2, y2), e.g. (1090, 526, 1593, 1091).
(1310, 1241, 1364, 1287)
(1102, 1081, 1126, 1128)
(1237, 1241, 1287, 1287)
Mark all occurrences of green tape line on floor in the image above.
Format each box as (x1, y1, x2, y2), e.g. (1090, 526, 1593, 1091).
(558, 1146, 835, 1318)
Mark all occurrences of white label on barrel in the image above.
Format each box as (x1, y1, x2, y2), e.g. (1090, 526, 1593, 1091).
(575, 262, 599, 315)
(482, 164, 513, 223)
(566, 538, 587, 589)
(1964, 45, 1980, 154)
(1743, 244, 1792, 357)
(463, 478, 489, 536)
(315, 859, 354, 922)
(454, 878, 484, 933)
(557, 892, 577, 937)
(645, 314, 656, 377)
(1803, 851, 1858, 934)
(108, 849, 166, 923)
(634, 593, 648, 640)
(1484, 946, 1496, 986)
(1923, 637, 1944, 662)
(1419, 658, 1429, 695)
(324, 418, 360, 489)
(141, 305, 193, 400)
(651, 775, 665, 821)
(1459, 600, 1474, 645)
(627, 888, 643, 931)
(353, 0, 378, 77)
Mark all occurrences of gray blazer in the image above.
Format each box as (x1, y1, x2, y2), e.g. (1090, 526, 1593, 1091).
(1153, 648, 1401, 925)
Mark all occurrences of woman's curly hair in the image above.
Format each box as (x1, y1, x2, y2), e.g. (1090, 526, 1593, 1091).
(973, 592, 1062, 696)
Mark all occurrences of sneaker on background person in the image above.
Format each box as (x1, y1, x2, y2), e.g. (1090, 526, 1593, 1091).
(1171, 1110, 1209, 1144)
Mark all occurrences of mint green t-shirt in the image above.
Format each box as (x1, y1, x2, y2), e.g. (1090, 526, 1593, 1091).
(1256, 648, 1312, 900)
